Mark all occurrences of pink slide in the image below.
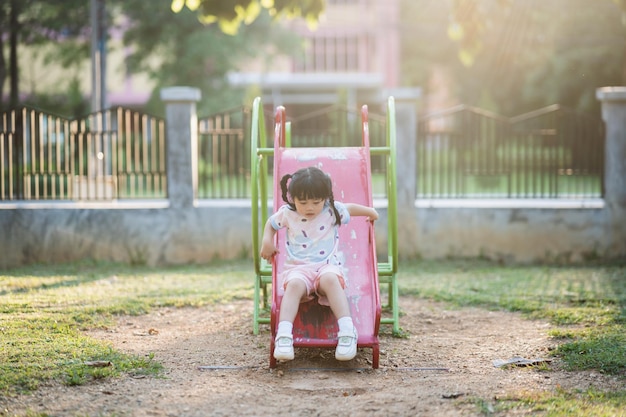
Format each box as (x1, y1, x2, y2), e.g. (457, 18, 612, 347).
(269, 105, 381, 369)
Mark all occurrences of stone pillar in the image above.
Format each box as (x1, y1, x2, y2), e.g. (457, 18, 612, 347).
(390, 89, 420, 207)
(385, 88, 421, 258)
(160, 87, 201, 209)
(596, 87, 626, 258)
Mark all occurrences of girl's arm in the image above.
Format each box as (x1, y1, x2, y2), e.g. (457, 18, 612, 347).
(260, 220, 279, 261)
(345, 203, 379, 221)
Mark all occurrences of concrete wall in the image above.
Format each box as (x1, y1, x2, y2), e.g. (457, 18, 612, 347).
(414, 202, 606, 263)
(1, 87, 624, 269)
(0, 201, 253, 267)
(0, 199, 609, 268)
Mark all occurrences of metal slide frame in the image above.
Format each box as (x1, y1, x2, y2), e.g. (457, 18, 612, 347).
(251, 97, 399, 336)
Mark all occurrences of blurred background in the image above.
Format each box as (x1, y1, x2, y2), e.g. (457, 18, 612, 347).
(0, 0, 623, 118)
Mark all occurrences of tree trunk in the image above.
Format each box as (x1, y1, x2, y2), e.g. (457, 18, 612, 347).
(0, 33, 6, 114)
(9, 0, 20, 108)
(623, 40, 626, 85)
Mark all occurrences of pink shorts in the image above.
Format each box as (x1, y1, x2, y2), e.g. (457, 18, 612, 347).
(281, 262, 345, 306)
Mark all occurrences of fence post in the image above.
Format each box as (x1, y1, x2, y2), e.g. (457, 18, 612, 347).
(596, 87, 626, 258)
(160, 86, 201, 209)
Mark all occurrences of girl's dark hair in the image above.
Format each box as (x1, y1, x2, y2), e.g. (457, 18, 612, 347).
(280, 166, 342, 226)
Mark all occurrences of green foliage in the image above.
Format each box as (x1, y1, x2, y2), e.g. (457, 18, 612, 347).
(0, 0, 94, 110)
(22, 76, 90, 118)
(402, 0, 625, 115)
(446, 0, 495, 67)
(115, 0, 301, 116)
(171, 0, 325, 35)
(523, 0, 624, 113)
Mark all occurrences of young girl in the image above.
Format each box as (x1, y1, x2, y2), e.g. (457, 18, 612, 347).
(260, 166, 379, 362)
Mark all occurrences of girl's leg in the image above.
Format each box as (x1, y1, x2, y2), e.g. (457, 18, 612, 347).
(318, 272, 350, 319)
(318, 272, 358, 361)
(274, 278, 307, 361)
(279, 278, 307, 324)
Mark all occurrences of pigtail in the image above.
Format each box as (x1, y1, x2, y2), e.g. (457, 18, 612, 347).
(325, 175, 342, 226)
(280, 174, 294, 209)
(328, 196, 342, 226)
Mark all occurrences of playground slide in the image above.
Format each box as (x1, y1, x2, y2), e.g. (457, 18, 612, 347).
(268, 105, 381, 369)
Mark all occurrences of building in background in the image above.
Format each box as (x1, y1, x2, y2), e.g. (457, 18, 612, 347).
(228, 0, 401, 112)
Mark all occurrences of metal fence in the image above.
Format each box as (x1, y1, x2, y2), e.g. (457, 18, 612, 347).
(197, 106, 252, 198)
(197, 104, 389, 198)
(0, 106, 166, 201)
(417, 104, 604, 198)
(285, 105, 389, 198)
(1, 103, 605, 201)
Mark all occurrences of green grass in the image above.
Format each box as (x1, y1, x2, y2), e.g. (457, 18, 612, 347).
(398, 260, 626, 371)
(0, 259, 252, 394)
(1, 258, 625, 416)
(398, 258, 626, 415)
(466, 387, 626, 417)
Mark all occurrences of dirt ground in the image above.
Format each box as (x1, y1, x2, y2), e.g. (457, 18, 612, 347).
(1, 297, 624, 417)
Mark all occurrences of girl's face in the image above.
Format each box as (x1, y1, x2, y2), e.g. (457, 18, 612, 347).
(293, 197, 326, 220)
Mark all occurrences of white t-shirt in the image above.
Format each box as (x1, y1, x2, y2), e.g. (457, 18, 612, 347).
(269, 201, 350, 265)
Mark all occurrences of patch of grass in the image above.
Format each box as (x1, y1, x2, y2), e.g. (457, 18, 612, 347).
(0, 259, 251, 394)
(553, 328, 626, 374)
(0, 314, 162, 392)
(398, 259, 626, 372)
(482, 387, 626, 416)
(398, 259, 626, 415)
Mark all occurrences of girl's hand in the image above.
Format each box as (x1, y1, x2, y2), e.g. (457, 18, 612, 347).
(260, 220, 278, 261)
(346, 204, 379, 222)
(368, 208, 379, 222)
(260, 242, 278, 261)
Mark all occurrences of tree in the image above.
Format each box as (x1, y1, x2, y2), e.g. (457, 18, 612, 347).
(0, 0, 300, 116)
(115, 0, 301, 116)
(522, 0, 624, 111)
(447, 0, 626, 84)
(402, 0, 624, 114)
(0, 0, 92, 113)
(170, 0, 325, 35)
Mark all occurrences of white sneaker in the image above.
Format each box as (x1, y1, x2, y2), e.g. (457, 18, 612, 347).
(274, 334, 294, 361)
(335, 328, 358, 361)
